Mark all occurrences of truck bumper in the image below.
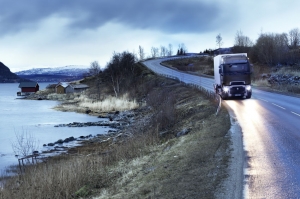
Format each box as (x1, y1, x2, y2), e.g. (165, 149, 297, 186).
(222, 85, 252, 98)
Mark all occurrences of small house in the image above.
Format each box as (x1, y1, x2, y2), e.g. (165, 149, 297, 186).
(65, 84, 89, 93)
(18, 82, 39, 95)
(55, 82, 69, 94)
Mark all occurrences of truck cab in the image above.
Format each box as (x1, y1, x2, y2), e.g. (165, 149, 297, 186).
(214, 53, 252, 99)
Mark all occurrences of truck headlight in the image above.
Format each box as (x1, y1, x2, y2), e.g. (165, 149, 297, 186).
(223, 86, 229, 92)
(246, 85, 252, 91)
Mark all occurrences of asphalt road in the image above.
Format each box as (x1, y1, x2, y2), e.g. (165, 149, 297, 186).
(143, 58, 300, 199)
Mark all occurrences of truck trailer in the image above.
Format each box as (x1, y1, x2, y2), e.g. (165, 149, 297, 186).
(213, 53, 252, 99)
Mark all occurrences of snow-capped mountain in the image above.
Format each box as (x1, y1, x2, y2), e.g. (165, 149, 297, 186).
(15, 65, 89, 82)
(16, 65, 89, 76)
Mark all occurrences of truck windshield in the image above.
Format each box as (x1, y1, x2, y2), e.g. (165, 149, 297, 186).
(223, 63, 250, 73)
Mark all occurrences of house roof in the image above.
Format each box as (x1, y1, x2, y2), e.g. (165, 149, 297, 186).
(56, 82, 69, 88)
(68, 84, 89, 89)
(18, 82, 39, 88)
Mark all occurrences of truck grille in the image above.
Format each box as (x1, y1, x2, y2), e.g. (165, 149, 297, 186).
(231, 82, 245, 85)
(230, 86, 245, 94)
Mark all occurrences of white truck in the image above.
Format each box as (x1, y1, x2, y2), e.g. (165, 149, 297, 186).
(213, 53, 252, 99)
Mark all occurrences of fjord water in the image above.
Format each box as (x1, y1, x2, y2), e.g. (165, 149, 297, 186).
(0, 83, 109, 173)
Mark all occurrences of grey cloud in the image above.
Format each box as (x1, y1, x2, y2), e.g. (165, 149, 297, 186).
(0, 0, 230, 35)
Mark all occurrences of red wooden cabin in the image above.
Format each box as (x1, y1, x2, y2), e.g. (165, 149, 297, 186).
(18, 82, 39, 95)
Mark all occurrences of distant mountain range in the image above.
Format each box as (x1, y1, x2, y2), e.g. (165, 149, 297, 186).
(0, 62, 24, 83)
(15, 65, 89, 82)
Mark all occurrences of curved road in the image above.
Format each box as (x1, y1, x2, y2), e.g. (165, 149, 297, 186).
(143, 58, 300, 199)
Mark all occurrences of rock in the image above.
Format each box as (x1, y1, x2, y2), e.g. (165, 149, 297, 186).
(176, 128, 190, 137)
(120, 122, 128, 126)
(54, 121, 121, 128)
(64, 136, 75, 143)
(107, 131, 118, 136)
(48, 143, 55, 146)
(86, 110, 91, 114)
(55, 139, 64, 144)
(261, 73, 270, 79)
(97, 114, 108, 118)
(267, 74, 300, 85)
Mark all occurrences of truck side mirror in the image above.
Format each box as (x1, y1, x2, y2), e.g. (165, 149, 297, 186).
(219, 68, 222, 74)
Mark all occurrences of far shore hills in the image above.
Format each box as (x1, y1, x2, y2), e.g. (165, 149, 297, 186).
(0, 61, 88, 83)
(0, 62, 24, 83)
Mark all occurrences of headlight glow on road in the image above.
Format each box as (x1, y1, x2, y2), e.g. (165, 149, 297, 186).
(225, 99, 280, 199)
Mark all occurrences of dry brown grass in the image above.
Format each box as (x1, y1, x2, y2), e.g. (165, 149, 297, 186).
(92, 105, 230, 199)
(54, 94, 139, 113)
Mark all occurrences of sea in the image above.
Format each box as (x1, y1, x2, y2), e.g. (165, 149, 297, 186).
(0, 83, 110, 174)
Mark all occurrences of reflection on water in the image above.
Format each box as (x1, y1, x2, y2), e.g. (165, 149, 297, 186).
(0, 83, 110, 173)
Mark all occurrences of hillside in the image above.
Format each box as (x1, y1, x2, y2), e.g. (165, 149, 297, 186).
(0, 62, 23, 83)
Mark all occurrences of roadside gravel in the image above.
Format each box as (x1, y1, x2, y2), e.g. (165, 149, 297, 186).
(215, 105, 245, 199)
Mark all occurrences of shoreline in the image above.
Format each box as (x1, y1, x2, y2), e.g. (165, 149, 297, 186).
(12, 91, 137, 167)
(2, 90, 136, 177)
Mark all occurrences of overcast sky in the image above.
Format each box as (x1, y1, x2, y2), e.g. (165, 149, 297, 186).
(1, 0, 299, 72)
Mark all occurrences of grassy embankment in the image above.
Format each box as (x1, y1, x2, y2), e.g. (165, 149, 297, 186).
(0, 61, 231, 198)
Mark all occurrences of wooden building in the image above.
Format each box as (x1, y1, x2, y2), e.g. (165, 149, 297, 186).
(65, 84, 89, 93)
(55, 82, 68, 94)
(18, 82, 39, 95)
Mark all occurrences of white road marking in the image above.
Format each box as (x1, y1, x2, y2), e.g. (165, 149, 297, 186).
(257, 98, 269, 102)
(291, 112, 300, 117)
(272, 103, 286, 110)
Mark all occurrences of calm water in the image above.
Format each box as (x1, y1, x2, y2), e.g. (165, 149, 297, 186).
(0, 83, 110, 173)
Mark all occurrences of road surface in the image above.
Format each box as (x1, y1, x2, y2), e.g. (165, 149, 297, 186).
(143, 58, 300, 199)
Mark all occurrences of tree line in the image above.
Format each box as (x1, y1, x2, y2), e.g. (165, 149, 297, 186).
(228, 28, 300, 67)
(138, 43, 188, 60)
(133, 28, 300, 68)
